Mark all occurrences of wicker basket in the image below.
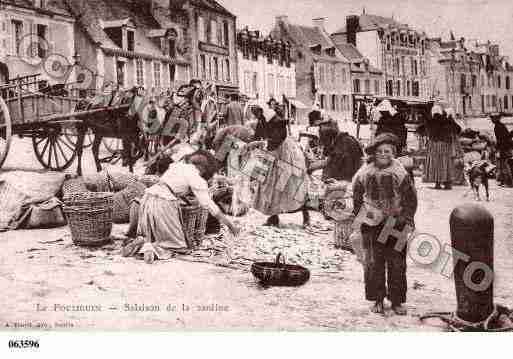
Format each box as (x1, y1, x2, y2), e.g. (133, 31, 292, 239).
(138, 175, 160, 188)
(63, 192, 114, 247)
(112, 181, 146, 224)
(251, 253, 310, 287)
(179, 202, 209, 249)
(334, 218, 354, 252)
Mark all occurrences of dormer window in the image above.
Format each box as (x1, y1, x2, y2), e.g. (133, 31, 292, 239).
(127, 30, 135, 52)
(310, 44, 321, 55)
(325, 47, 336, 57)
(102, 18, 136, 51)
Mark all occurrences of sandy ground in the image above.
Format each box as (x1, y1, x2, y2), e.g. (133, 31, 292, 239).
(1, 136, 512, 331)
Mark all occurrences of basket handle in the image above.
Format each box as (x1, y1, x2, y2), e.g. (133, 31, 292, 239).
(275, 253, 285, 267)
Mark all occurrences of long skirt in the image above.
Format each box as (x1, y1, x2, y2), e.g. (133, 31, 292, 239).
(424, 140, 454, 183)
(123, 193, 187, 260)
(362, 224, 407, 305)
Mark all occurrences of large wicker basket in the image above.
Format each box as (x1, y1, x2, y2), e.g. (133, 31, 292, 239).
(63, 192, 114, 247)
(112, 181, 146, 223)
(179, 202, 209, 249)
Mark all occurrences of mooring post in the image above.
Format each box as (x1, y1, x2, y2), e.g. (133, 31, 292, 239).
(450, 204, 494, 323)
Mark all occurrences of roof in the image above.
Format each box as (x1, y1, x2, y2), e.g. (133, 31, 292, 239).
(272, 21, 349, 63)
(65, 0, 188, 63)
(3, 0, 73, 17)
(334, 42, 364, 61)
(334, 13, 412, 34)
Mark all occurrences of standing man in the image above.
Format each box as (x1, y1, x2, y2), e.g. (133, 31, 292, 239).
(224, 94, 244, 126)
(491, 114, 513, 187)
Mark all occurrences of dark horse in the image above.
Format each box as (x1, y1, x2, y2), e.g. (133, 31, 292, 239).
(74, 88, 140, 176)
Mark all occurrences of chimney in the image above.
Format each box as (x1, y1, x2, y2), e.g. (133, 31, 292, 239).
(312, 17, 326, 30)
(346, 15, 359, 46)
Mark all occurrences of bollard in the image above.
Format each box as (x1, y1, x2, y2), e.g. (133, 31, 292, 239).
(450, 204, 494, 323)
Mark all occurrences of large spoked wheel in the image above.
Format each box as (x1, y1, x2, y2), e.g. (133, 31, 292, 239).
(0, 97, 12, 169)
(63, 124, 93, 148)
(32, 124, 78, 171)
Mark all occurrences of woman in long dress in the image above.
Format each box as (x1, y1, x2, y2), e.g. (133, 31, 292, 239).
(423, 106, 461, 189)
(250, 106, 309, 227)
(122, 150, 239, 262)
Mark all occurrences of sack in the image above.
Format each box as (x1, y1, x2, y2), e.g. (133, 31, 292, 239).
(16, 198, 66, 229)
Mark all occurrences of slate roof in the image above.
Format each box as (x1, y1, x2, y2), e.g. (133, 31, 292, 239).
(334, 42, 364, 61)
(65, 0, 188, 64)
(334, 13, 412, 34)
(191, 0, 234, 17)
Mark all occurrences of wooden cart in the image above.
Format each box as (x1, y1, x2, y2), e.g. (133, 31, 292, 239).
(0, 76, 129, 171)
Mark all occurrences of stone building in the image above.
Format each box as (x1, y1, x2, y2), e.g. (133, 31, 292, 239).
(331, 12, 431, 118)
(271, 16, 352, 123)
(236, 27, 296, 103)
(66, 0, 190, 94)
(154, 0, 238, 98)
(0, 0, 75, 85)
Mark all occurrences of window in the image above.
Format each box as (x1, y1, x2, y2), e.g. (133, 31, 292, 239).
(169, 64, 176, 83)
(169, 38, 176, 58)
(341, 68, 347, 83)
(209, 19, 217, 44)
(127, 30, 135, 52)
(331, 94, 337, 111)
(213, 57, 219, 80)
(353, 79, 360, 93)
(153, 62, 161, 88)
(507, 76, 511, 90)
(331, 65, 336, 84)
(386, 80, 393, 96)
(252, 72, 258, 94)
(401, 56, 405, 75)
(136, 59, 145, 86)
(199, 55, 206, 79)
(412, 81, 419, 97)
(472, 75, 477, 88)
(492, 95, 497, 107)
(364, 79, 370, 94)
(225, 59, 230, 82)
(396, 80, 401, 96)
(505, 95, 509, 110)
(374, 80, 380, 94)
(413, 60, 418, 76)
(395, 58, 400, 75)
(223, 21, 229, 47)
(197, 16, 205, 42)
(497, 75, 501, 88)
(116, 60, 125, 87)
(36, 24, 48, 58)
(267, 74, 274, 97)
(461, 74, 466, 93)
(12, 20, 23, 56)
(320, 94, 325, 109)
(406, 80, 411, 96)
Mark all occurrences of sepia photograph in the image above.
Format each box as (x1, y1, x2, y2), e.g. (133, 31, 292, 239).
(1, 0, 513, 349)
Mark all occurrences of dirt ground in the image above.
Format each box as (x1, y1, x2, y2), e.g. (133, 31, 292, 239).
(1, 137, 512, 331)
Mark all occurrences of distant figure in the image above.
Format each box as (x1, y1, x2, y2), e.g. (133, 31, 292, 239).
(491, 114, 513, 187)
(375, 110, 408, 154)
(224, 94, 244, 126)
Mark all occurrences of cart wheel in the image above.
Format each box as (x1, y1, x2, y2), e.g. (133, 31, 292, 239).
(0, 97, 12, 169)
(32, 124, 78, 171)
(63, 124, 93, 148)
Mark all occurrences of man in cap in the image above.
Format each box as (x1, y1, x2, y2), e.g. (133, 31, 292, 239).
(353, 132, 417, 315)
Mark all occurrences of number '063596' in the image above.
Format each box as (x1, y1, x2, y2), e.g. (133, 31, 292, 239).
(8, 340, 39, 349)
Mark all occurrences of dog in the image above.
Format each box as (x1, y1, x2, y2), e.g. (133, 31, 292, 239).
(466, 160, 496, 201)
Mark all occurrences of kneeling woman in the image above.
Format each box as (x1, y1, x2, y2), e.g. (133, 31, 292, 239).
(123, 150, 240, 262)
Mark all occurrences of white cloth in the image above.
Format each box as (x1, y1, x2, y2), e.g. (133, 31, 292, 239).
(146, 162, 220, 216)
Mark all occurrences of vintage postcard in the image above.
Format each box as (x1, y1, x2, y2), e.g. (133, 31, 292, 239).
(0, 0, 512, 344)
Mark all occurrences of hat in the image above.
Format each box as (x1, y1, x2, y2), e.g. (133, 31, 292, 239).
(365, 132, 399, 155)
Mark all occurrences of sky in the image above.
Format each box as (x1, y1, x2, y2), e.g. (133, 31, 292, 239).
(219, 0, 513, 59)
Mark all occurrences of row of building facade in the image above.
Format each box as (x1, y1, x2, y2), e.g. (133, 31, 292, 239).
(1, 1, 513, 122)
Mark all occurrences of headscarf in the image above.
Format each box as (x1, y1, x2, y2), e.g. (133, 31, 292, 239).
(431, 104, 443, 117)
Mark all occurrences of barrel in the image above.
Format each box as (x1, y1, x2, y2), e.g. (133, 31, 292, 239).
(449, 204, 494, 323)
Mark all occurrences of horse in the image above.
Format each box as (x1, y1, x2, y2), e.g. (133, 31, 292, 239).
(74, 87, 140, 176)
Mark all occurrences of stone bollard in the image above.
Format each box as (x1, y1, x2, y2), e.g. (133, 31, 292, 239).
(450, 204, 494, 323)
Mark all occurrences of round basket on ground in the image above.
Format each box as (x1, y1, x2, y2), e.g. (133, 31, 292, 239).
(179, 202, 209, 249)
(112, 181, 146, 224)
(251, 253, 310, 287)
(138, 175, 160, 188)
(63, 192, 114, 247)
